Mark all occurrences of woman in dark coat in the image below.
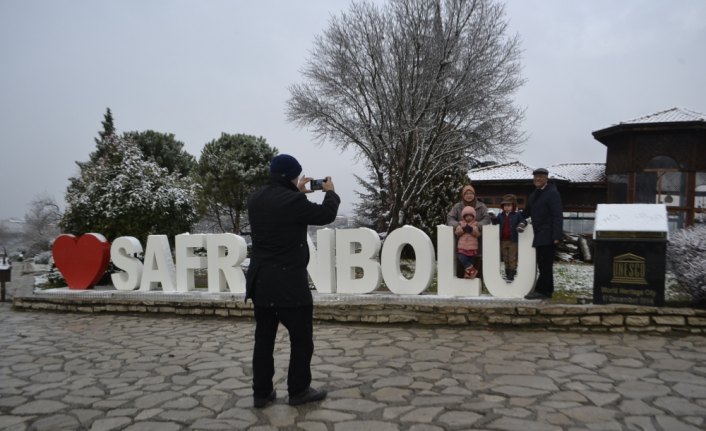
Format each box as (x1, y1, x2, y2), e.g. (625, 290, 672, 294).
(246, 154, 340, 408)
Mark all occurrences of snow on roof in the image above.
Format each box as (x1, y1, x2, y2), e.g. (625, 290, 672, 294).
(469, 161, 539, 181)
(548, 163, 606, 183)
(619, 107, 706, 125)
(469, 161, 605, 184)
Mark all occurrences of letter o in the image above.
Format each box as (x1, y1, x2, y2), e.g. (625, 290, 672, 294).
(380, 225, 435, 295)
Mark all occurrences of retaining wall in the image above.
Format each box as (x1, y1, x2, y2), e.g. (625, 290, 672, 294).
(12, 289, 706, 334)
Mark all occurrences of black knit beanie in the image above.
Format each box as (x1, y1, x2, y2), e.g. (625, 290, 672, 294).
(269, 154, 302, 180)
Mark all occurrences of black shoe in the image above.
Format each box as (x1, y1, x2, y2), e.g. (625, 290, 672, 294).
(524, 291, 549, 300)
(254, 390, 276, 408)
(288, 387, 327, 406)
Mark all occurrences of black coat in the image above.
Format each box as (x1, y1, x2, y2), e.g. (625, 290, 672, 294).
(246, 176, 340, 307)
(523, 183, 563, 247)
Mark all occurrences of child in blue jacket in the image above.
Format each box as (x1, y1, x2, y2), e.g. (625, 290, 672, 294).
(491, 194, 526, 282)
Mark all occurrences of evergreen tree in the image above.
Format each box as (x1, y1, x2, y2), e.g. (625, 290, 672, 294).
(405, 162, 472, 245)
(355, 156, 470, 243)
(123, 130, 196, 177)
(61, 135, 198, 244)
(97, 107, 115, 142)
(194, 133, 277, 234)
(86, 109, 196, 177)
(86, 107, 116, 164)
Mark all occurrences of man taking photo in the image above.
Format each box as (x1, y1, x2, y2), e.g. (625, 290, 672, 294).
(246, 154, 340, 408)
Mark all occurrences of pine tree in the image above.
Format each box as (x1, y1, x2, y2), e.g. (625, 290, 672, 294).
(194, 133, 277, 234)
(97, 107, 115, 143)
(86, 108, 116, 164)
(123, 130, 196, 177)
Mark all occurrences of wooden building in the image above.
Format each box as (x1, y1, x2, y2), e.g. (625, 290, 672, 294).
(592, 107, 706, 229)
(469, 161, 605, 212)
(467, 107, 705, 232)
(468, 161, 606, 234)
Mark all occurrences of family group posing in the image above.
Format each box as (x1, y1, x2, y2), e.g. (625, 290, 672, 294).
(446, 168, 564, 300)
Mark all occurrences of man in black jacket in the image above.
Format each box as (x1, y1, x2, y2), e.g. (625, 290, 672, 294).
(246, 154, 340, 408)
(522, 168, 563, 300)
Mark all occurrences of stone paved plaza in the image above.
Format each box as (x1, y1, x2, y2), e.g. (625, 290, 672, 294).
(1, 302, 706, 431)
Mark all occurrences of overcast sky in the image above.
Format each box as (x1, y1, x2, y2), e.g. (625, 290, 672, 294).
(1, 0, 705, 221)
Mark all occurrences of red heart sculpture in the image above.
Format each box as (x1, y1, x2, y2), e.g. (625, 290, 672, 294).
(52, 233, 111, 290)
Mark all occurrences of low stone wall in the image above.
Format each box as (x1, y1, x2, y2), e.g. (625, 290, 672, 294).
(12, 289, 706, 334)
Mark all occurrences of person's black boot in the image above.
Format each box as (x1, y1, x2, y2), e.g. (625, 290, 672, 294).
(254, 390, 276, 408)
(524, 291, 548, 300)
(288, 387, 327, 406)
(506, 270, 515, 282)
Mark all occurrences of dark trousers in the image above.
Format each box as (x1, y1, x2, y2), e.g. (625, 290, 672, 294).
(253, 305, 313, 398)
(535, 244, 556, 296)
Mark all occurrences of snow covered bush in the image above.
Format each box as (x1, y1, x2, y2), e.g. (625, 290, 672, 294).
(33, 251, 52, 265)
(61, 135, 198, 243)
(44, 264, 67, 288)
(667, 225, 706, 305)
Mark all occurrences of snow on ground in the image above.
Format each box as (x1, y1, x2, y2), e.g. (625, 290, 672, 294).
(553, 261, 683, 301)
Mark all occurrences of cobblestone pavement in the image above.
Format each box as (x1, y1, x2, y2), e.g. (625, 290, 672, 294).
(1, 303, 706, 431)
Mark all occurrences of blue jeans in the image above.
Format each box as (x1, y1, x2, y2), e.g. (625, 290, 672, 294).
(457, 253, 476, 270)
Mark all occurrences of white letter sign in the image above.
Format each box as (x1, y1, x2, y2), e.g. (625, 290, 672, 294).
(335, 228, 382, 294)
(381, 225, 435, 295)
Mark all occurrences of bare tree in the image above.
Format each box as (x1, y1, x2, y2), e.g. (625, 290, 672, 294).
(23, 194, 62, 255)
(288, 0, 524, 232)
(0, 222, 8, 246)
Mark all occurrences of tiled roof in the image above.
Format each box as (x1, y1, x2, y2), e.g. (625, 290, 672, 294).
(469, 161, 538, 181)
(619, 107, 706, 125)
(548, 163, 606, 183)
(469, 161, 605, 184)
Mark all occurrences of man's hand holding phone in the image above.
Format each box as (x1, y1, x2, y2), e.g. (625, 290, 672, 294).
(311, 176, 334, 192)
(310, 178, 326, 191)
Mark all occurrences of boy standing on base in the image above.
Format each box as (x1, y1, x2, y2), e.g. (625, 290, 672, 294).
(491, 194, 526, 282)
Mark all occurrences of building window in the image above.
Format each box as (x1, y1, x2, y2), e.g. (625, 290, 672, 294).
(637, 155, 685, 206)
(607, 174, 628, 203)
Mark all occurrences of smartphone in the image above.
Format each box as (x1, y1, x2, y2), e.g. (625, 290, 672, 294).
(310, 178, 326, 191)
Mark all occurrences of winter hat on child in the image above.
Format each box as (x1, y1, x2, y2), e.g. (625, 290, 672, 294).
(270, 154, 302, 180)
(501, 194, 517, 205)
(461, 206, 476, 218)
